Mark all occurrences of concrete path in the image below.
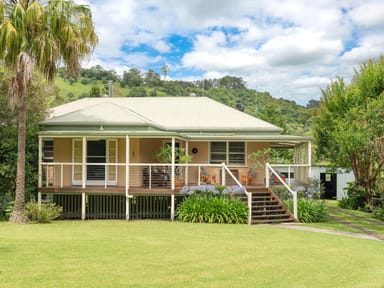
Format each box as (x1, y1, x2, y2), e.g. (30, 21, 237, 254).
(275, 223, 382, 241)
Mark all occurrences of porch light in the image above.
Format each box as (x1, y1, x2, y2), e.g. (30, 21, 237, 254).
(99, 125, 104, 131)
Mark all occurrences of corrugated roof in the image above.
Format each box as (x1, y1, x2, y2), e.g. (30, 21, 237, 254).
(43, 97, 282, 133)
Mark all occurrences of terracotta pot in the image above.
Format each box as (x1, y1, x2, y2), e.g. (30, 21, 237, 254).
(175, 179, 184, 188)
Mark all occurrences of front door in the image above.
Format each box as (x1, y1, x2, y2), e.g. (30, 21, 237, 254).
(87, 140, 106, 184)
(72, 139, 117, 186)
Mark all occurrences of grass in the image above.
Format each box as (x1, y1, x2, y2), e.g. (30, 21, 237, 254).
(0, 220, 384, 288)
(306, 201, 384, 237)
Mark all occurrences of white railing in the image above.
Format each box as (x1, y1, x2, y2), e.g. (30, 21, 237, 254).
(40, 161, 253, 224)
(265, 163, 298, 219)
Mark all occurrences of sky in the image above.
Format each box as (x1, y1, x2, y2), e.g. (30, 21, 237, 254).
(79, 0, 384, 106)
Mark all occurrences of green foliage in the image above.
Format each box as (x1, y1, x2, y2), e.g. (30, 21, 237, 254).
(272, 186, 292, 200)
(0, 195, 13, 221)
(338, 182, 367, 210)
(372, 207, 384, 221)
(314, 56, 384, 202)
(248, 148, 293, 168)
(24, 201, 63, 223)
(0, 127, 38, 201)
(176, 194, 248, 224)
(295, 177, 325, 200)
(284, 198, 328, 223)
(89, 85, 101, 97)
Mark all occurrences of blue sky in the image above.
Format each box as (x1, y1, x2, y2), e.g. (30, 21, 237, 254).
(81, 0, 384, 105)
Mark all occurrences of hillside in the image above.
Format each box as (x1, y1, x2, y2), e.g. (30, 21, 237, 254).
(55, 67, 318, 136)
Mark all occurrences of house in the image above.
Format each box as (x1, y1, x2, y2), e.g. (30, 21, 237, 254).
(38, 96, 312, 223)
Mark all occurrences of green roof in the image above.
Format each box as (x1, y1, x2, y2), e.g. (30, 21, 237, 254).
(40, 97, 311, 144)
(42, 97, 281, 132)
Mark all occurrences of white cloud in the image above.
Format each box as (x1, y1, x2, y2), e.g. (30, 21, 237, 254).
(84, 0, 384, 105)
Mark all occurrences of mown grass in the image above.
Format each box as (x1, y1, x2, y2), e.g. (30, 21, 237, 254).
(0, 220, 383, 288)
(307, 201, 384, 237)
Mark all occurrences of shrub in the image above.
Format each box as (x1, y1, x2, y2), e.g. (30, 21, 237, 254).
(176, 194, 247, 224)
(272, 186, 291, 200)
(373, 207, 384, 221)
(338, 182, 367, 210)
(284, 198, 328, 223)
(24, 201, 63, 223)
(0, 195, 14, 221)
(294, 177, 324, 200)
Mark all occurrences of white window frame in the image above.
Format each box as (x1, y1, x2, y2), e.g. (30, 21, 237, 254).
(72, 139, 118, 186)
(209, 141, 246, 166)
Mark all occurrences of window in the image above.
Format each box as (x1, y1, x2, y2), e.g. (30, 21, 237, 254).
(210, 142, 245, 165)
(42, 140, 54, 162)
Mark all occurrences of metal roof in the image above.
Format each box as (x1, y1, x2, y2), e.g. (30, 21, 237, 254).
(39, 96, 312, 146)
(42, 97, 282, 133)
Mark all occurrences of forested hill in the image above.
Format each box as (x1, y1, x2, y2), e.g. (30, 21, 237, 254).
(55, 66, 319, 136)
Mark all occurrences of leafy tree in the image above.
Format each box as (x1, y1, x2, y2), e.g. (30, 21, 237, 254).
(218, 75, 246, 90)
(128, 86, 147, 97)
(161, 64, 169, 80)
(122, 68, 143, 87)
(314, 57, 384, 206)
(89, 85, 101, 97)
(0, 0, 98, 223)
(144, 69, 161, 87)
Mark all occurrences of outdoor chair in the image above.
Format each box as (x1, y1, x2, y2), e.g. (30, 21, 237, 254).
(241, 168, 256, 186)
(200, 167, 216, 184)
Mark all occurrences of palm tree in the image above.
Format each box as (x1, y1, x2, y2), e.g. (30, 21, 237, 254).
(0, 0, 98, 223)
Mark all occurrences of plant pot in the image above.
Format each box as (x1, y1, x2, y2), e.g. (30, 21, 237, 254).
(175, 179, 184, 188)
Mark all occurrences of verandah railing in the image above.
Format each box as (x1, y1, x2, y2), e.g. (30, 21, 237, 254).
(39, 162, 252, 223)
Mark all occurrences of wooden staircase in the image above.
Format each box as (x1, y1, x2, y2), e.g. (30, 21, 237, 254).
(246, 187, 296, 224)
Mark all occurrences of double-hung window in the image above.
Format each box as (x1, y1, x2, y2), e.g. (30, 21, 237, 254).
(210, 142, 245, 166)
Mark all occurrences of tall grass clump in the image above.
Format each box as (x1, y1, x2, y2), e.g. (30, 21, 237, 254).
(24, 201, 63, 223)
(284, 198, 328, 223)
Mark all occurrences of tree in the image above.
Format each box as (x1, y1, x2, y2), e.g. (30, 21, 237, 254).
(161, 64, 169, 80)
(89, 85, 101, 97)
(314, 56, 384, 206)
(0, 0, 98, 223)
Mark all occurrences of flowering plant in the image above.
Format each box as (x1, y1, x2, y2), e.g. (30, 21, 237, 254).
(180, 185, 246, 195)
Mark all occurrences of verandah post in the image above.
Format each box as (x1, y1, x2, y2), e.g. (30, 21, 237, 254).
(171, 194, 175, 221)
(125, 135, 130, 220)
(81, 192, 86, 220)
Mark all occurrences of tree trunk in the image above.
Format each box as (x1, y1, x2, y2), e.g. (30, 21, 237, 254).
(9, 100, 29, 223)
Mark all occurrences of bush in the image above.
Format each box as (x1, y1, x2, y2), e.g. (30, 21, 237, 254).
(272, 186, 291, 200)
(284, 198, 328, 223)
(0, 195, 13, 221)
(294, 177, 324, 200)
(24, 201, 63, 223)
(373, 207, 384, 221)
(176, 194, 248, 224)
(338, 182, 367, 210)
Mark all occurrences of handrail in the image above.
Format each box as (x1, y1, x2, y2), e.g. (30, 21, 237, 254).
(222, 163, 252, 225)
(265, 163, 298, 219)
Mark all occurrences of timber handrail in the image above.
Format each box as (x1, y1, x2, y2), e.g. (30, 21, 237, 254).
(265, 163, 298, 220)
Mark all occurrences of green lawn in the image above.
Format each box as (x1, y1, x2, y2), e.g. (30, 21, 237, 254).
(0, 221, 383, 288)
(307, 201, 384, 238)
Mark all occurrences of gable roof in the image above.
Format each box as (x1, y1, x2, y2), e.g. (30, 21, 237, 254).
(42, 96, 282, 133)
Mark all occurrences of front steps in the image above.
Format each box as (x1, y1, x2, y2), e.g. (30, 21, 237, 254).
(246, 187, 296, 224)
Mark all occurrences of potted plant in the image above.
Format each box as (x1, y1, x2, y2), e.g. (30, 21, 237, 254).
(153, 145, 192, 187)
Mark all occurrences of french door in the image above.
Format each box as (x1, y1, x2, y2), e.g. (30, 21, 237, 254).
(72, 139, 117, 186)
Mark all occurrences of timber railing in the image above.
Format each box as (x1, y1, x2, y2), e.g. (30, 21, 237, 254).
(265, 163, 300, 219)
